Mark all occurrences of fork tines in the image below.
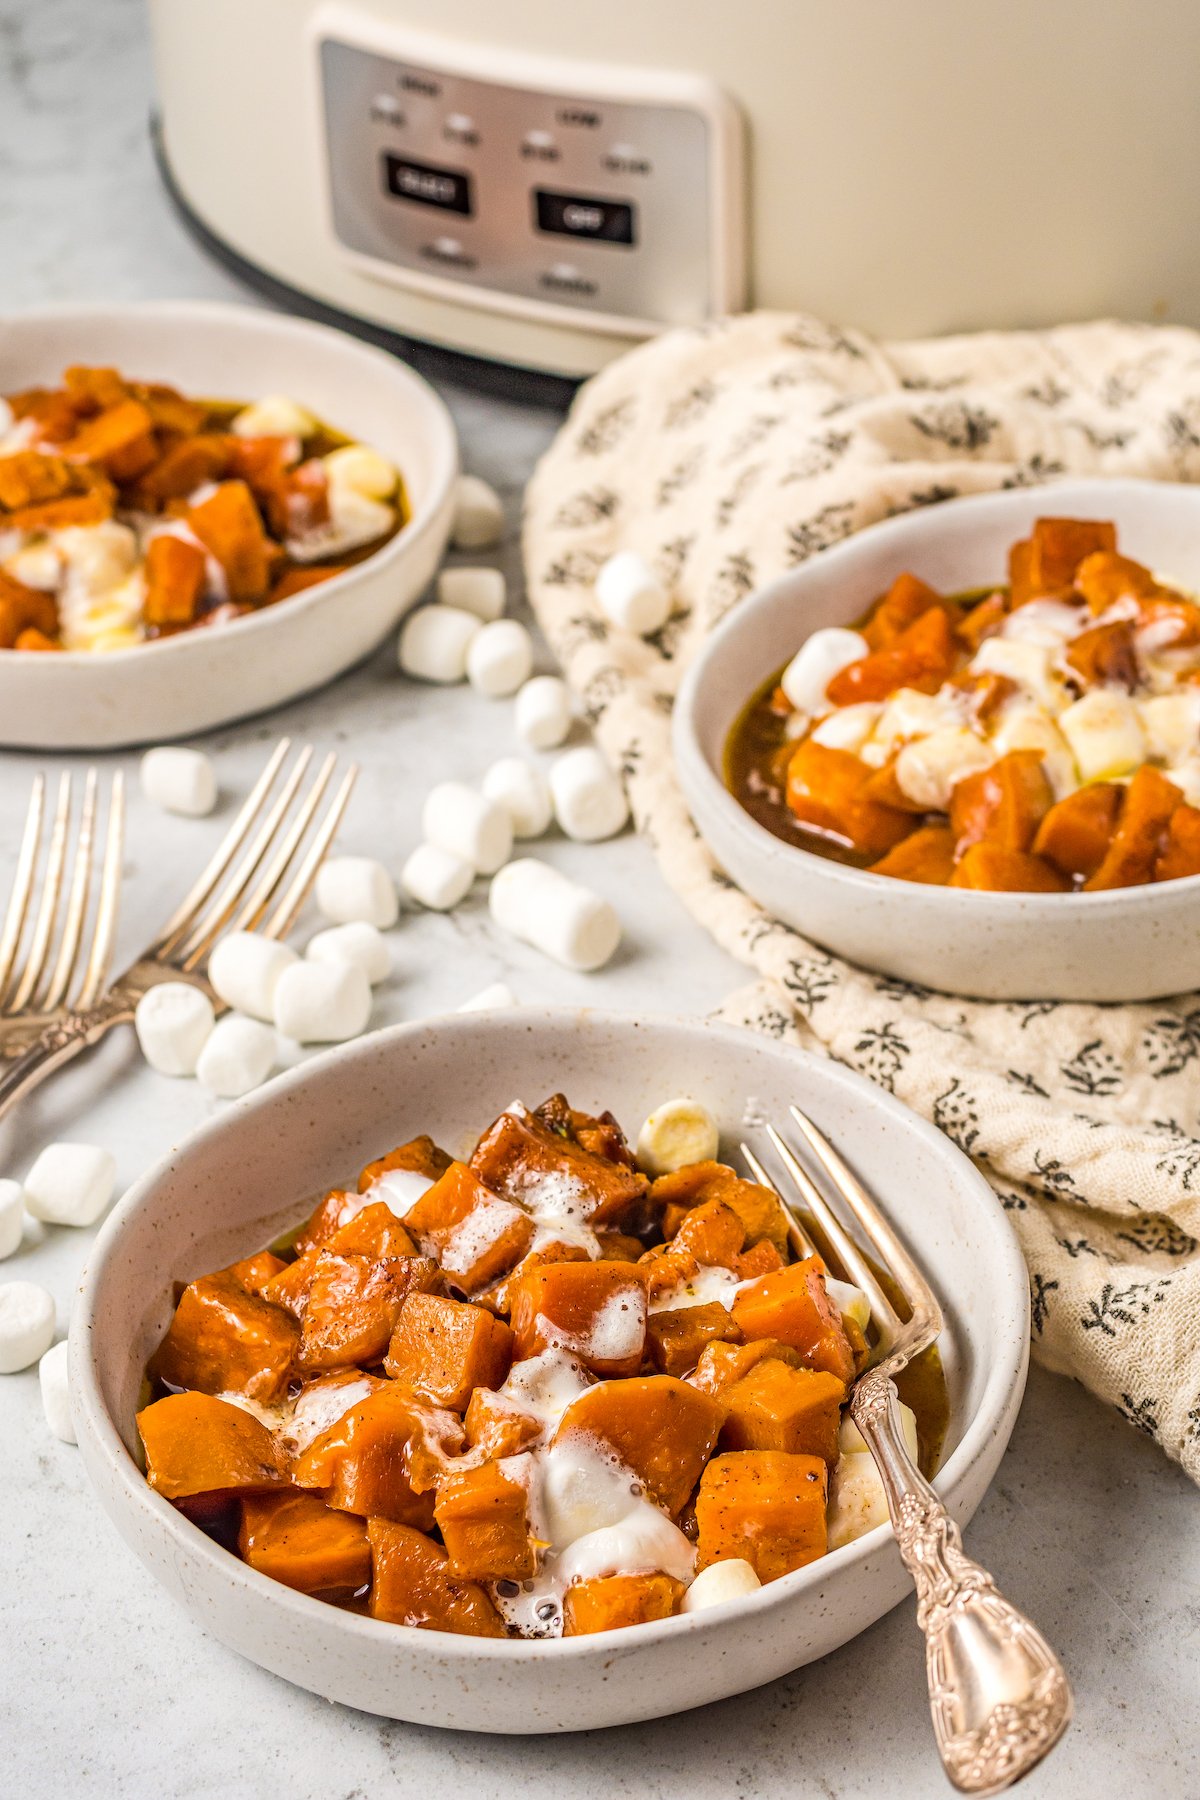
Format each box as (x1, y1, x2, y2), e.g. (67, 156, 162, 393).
(0, 768, 124, 1017)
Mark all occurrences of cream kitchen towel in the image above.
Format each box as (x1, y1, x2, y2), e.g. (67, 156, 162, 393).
(524, 311, 1200, 1485)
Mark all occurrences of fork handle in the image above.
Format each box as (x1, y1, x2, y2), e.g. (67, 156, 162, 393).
(0, 994, 135, 1126)
(852, 1369, 1072, 1796)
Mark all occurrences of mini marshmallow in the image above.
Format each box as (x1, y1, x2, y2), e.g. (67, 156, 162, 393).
(422, 782, 513, 876)
(230, 394, 316, 439)
(323, 444, 396, 500)
(23, 1143, 116, 1228)
(437, 566, 506, 622)
(636, 1099, 720, 1176)
(306, 921, 392, 986)
(549, 746, 629, 842)
(780, 628, 869, 714)
(515, 674, 572, 750)
(481, 758, 553, 839)
(398, 603, 481, 683)
(451, 474, 505, 550)
(0, 1282, 55, 1374)
(0, 1180, 23, 1260)
(196, 1014, 277, 1098)
(274, 960, 372, 1045)
(401, 842, 475, 911)
(457, 981, 517, 1011)
(314, 856, 400, 929)
(681, 1559, 761, 1614)
(489, 858, 620, 972)
(595, 551, 671, 636)
(467, 618, 534, 698)
(135, 982, 216, 1077)
(39, 1339, 75, 1443)
(140, 746, 218, 817)
(209, 931, 299, 1022)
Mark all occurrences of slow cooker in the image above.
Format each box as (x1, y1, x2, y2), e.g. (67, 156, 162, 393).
(150, 0, 1200, 379)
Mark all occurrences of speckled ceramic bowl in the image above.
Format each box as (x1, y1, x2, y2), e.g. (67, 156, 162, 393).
(0, 301, 458, 748)
(674, 478, 1200, 1001)
(72, 1010, 1027, 1732)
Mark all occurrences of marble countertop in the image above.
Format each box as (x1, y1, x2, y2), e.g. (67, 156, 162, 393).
(1, 4, 1197, 1796)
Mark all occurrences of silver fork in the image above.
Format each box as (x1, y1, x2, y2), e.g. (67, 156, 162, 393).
(0, 739, 357, 1124)
(744, 1106, 1071, 1797)
(0, 769, 125, 1058)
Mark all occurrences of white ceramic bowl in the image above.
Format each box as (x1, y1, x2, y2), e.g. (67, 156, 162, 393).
(72, 1009, 1027, 1732)
(0, 301, 458, 748)
(675, 478, 1200, 1001)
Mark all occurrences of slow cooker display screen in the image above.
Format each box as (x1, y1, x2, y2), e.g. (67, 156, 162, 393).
(534, 189, 636, 246)
(383, 153, 473, 216)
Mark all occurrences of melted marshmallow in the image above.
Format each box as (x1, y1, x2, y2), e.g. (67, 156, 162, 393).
(647, 1262, 750, 1314)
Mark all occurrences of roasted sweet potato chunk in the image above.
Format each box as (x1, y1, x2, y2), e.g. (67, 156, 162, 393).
(670, 1197, 745, 1270)
(1032, 783, 1123, 882)
(949, 750, 1054, 856)
(222, 1250, 287, 1296)
(239, 1491, 370, 1594)
(149, 1270, 299, 1402)
(1024, 517, 1116, 600)
(58, 398, 156, 477)
(556, 1375, 725, 1516)
(138, 1392, 284, 1499)
(1085, 766, 1182, 890)
(434, 1460, 535, 1581)
(187, 480, 271, 604)
(509, 1259, 647, 1376)
(651, 1161, 790, 1254)
(860, 572, 945, 651)
(358, 1134, 453, 1194)
(470, 1104, 648, 1228)
(1074, 549, 1162, 614)
(297, 1252, 436, 1372)
(949, 845, 1070, 892)
(327, 1202, 418, 1261)
(143, 535, 206, 627)
(1064, 619, 1139, 691)
(0, 569, 59, 648)
(384, 1292, 513, 1410)
(690, 1336, 805, 1396)
(695, 1451, 828, 1581)
(463, 1387, 544, 1459)
(955, 590, 1007, 652)
(869, 824, 957, 885)
(1157, 802, 1200, 882)
(825, 604, 956, 705)
(786, 741, 915, 859)
(646, 1302, 742, 1377)
(404, 1161, 533, 1291)
(291, 1382, 460, 1524)
(718, 1361, 845, 1462)
(368, 1520, 506, 1636)
(731, 1257, 856, 1383)
(563, 1572, 685, 1635)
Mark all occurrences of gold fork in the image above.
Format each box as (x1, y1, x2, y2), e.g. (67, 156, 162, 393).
(0, 739, 357, 1123)
(744, 1107, 1072, 1797)
(0, 769, 125, 1059)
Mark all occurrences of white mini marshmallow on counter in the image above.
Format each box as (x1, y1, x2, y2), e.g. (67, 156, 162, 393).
(208, 930, 299, 1022)
(549, 746, 629, 842)
(482, 758, 552, 839)
(422, 782, 513, 876)
(451, 474, 505, 550)
(780, 628, 869, 714)
(39, 1339, 75, 1443)
(457, 981, 517, 1011)
(230, 394, 316, 439)
(515, 674, 572, 749)
(314, 856, 400, 929)
(274, 960, 372, 1045)
(437, 566, 506, 622)
(595, 551, 671, 636)
(0, 1180, 23, 1259)
(196, 1014, 277, 1099)
(323, 444, 396, 500)
(0, 1282, 56, 1374)
(489, 858, 620, 972)
(134, 982, 216, 1077)
(636, 1099, 720, 1176)
(467, 618, 534, 697)
(140, 745, 217, 817)
(398, 604, 481, 683)
(306, 921, 392, 986)
(681, 1559, 761, 1614)
(23, 1143, 116, 1228)
(401, 842, 475, 911)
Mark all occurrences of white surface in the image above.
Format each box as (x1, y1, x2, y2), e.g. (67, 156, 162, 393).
(0, 7, 1197, 1793)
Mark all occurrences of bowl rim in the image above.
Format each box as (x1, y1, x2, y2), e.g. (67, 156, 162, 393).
(674, 476, 1200, 913)
(72, 1005, 1029, 1662)
(0, 298, 459, 667)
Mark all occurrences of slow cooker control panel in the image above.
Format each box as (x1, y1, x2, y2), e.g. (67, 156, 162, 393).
(316, 27, 743, 334)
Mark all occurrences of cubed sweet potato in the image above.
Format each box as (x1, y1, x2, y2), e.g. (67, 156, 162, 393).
(1025, 517, 1116, 599)
(869, 824, 957, 885)
(695, 1450, 828, 1581)
(735, 1239, 786, 1280)
(384, 1292, 513, 1410)
(0, 568, 59, 648)
(13, 627, 60, 651)
(135, 433, 231, 504)
(731, 1257, 856, 1383)
(470, 1104, 648, 1228)
(563, 1572, 685, 1635)
(222, 1250, 287, 1296)
(143, 534, 206, 627)
(1157, 801, 1200, 881)
(651, 1161, 790, 1254)
(58, 397, 157, 479)
(1064, 619, 1139, 691)
(949, 750, 1054, 856)
(718, 1360, 845, 1462)
(1085, 765, 1182, 890)
(368, 1519, 506, 1636)
(137, 1392, 285, 1499)
(297, 1251, 437, 1372)
(949, 845, 1071, 892)
(556, 1375, 726, 1516)
(955, 590, 1007, 652)
(327, 1202, 418, 1261)
(668, 1197, 745, 1270)
(149, 1270, 299, 1402)
(269, 564, 347, 604)
(475, 1242, 592, 1316)
(239, 1490, 371, 1594)
(1074, 549, 1162, 614)
(404, 1161, 533, 1290)
(260, 1250, 321, 1319)
(434, 1460, 535, 1581)
(463, 1387, 544, 1459)
(861, 572, 945, 651)
(1032, 783, 1123, 881)
(786, 741, 916, 859)
(358, 1134, 454, 1194)
(690, 1336, 805, 1395)
(291, 1383, 461, 1523)
(825, 605, 956, 705)
(646, 1302, 742, 1377)
(509, 1259, 647, 1376)
(186, 480, 271, 604)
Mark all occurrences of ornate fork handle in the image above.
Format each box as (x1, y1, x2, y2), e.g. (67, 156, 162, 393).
(853, 1368, 1073, 1796)
(0, 991, 136, 1126)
